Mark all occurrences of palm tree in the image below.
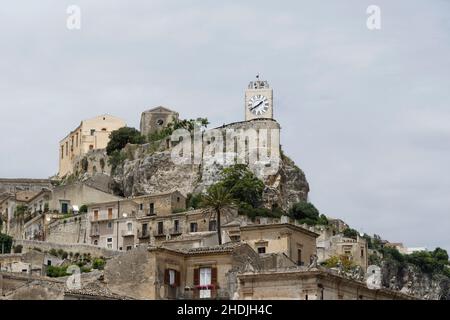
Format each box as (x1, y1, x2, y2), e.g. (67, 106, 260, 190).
(14, 205, 28, 238)
(200, 184, 235, 245)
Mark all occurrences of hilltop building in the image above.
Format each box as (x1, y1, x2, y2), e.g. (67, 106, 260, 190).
(58, 114, 126, 177)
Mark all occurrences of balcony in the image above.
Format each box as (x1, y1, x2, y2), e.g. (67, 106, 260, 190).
(121, 230, 134, 237)
(90, 216, 114, 223)
(90, 229, 100, 237)
(138, 230, 150, 239)
(153, 229, 166, 237)
(169, 228, 182, 236)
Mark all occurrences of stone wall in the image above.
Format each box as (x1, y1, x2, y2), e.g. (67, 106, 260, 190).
(46, 213, 88, 244)
(0, 178, 53, 193)
(13, 240, 121, 258)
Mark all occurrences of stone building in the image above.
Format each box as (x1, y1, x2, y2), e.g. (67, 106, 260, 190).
(88, 199, 139, 251)
(86, 191, 187, 251)
(236, 268, 415, 300)
(239, 223, 319, 267)
(58, 114, 126, 177)
(49, 182, 121, 214)
(103, 243, 262, 300)
(316, 232, 369, 272)
(140, 106, 179, 137)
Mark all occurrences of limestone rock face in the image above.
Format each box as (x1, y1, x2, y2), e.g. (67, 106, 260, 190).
(112, 146, 309, 211)
(382, 260, 450, 300)
(114, 150, 202, 198)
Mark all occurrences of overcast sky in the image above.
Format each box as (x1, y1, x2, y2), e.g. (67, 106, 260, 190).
(1, 1, 449, 251)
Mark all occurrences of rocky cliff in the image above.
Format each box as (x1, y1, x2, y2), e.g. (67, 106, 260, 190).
(110, 143, 309, 211)
(381, 259, 449, 300)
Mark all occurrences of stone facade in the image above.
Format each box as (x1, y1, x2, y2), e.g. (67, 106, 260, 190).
(49, 182, 121, 214)
(239, 223, 318, 267)
(13, 239, 121, 259)
(86, 191, 186, 251)
(104, 243, 261, 300)
(58, 114, 126, 177)
(236, 269, 416, 300)
(316, 231, 369, 272)
(0, 178, 53, 194)
(45, 213, 88, 244)
(140, 106, 179, 137)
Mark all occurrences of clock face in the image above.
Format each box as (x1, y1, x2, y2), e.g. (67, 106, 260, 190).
(248, 95, 270, 116)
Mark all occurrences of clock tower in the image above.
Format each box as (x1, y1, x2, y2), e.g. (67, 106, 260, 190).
(245, 76, 273, 121)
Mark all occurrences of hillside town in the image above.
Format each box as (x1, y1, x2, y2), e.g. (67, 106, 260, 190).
(0, 78, 448, 300)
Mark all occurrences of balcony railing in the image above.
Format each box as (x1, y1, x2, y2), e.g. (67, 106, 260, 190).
(90, 216, 114, 223)
(153, 229, 166, 237)
(121, 230, 134, 237)
(138, 230, 150, 239)
(90, 229, 100, 237)
(169, 228, 182, 236)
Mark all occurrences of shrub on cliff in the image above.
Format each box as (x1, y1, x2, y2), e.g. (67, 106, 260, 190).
(93, 258, 106, 270)
(106, 127, 145, 156)
(288, 201, 328, 226)
(0, 233, 13, 253)
(220, 164, 265, 208)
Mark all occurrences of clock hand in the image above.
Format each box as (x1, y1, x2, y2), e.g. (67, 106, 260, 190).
(250, 101, 264, 110)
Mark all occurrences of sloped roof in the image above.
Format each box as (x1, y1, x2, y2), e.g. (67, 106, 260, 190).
(64, 282, 134, 300)
(142, 106, 178, 114)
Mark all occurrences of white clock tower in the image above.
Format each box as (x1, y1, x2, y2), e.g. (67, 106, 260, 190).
(245, 76, 273, 121)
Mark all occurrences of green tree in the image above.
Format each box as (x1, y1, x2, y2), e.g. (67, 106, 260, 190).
(14, 204, 28, 235)
(79, 205, 88, 213)
(93, 258, 106, 270)
(0, 233, 13, 253)
(343, 228, 359, 240)
(200, 184, 235, 245)
(106, 127, 144, 155)
(186, 193, 203, 209)
(220, 164, 264, 207)
(288, 201, 327, 225)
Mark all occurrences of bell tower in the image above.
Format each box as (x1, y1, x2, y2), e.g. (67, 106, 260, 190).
(245, 75, 273, 121)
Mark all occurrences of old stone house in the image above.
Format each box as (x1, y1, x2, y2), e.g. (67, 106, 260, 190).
(140, 106, 179, 137)
(58, 114, 126, 177)
(103, 243, 261, 300)
(236, 268, 415, 300)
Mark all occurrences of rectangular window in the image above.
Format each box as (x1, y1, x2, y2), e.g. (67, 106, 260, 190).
(107, 244, 112, 249)
(190, 222, 198, 233)
(149, 203, 154, 215)
(61, 203, 68, 214)
(126, 246, 132, 251)
(257, 247, 266, 254)
(107, 222, 112, 229)
(209, 220, 217, 231)
(169, 269, 176, 285)
(142, 223, 148, 235)
(139, 203, 143, 210)
(107, 238, 112, 243)
(174, 220, 179, 232)
(199, 267, 212, 299)
(94, 210, 99, 221)
(90, 129, 95, 136)
(65, 142, 68, 156)
(297, 249, 303, 266)
(158, 221, 164, 235)
(108, 208, 113, 220)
